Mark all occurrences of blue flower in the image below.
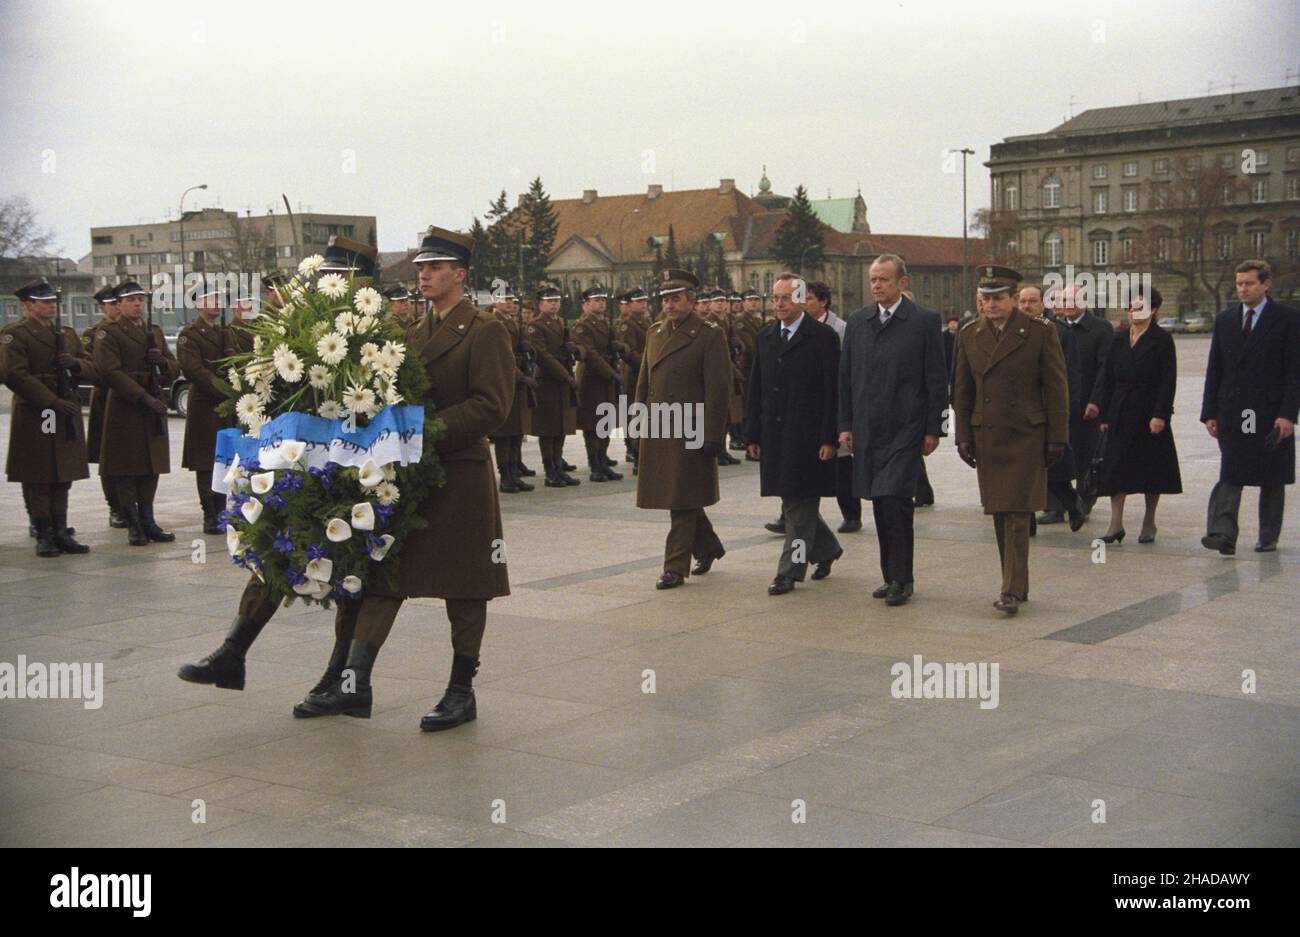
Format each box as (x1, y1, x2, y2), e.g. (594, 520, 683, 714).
(375, 503, 396, 528)
(285, 566, 307, 586)
(306, 543, 328, 561)
(366, 534, 385, 551)
(264, 494, 288, 511)
(273, 528, 295, 554)
(243, 549, 263, 571)
(245, 459, 261, 472)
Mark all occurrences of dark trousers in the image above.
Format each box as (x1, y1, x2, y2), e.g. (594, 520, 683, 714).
(835, 455, 860, 522)
(195, 469, 213, 503)
(871, 495, 915, 585)
(914, 458, 935, 505)
(21, 481, 71, 518)
(353, 594, 487, 657)
(992, 512, 1031, 599)
(1206, 480, 1286, 547)
(113, 474, 159, 507)
(777, 496, 841, 580)
(100, 474, 117, 509)
(665, 508, 724, 577)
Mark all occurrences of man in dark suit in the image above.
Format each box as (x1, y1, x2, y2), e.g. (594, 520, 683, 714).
(1200, 259, 1300, 554)
(1059, 284, 1113, 516)
(839, 255, 948, 606)
(746, 274, 842, 595)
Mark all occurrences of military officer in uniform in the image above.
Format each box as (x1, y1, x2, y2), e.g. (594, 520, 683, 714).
(2, 279, 97, 557)
(260, 271, 286, 312)
(573, 286, 624, 481)
(526, 285, 582, 487)
(296, 226, 514, 730)
(952, 266, 1070, 614)
(384, 283, 419, 328)
(700, 290, 743, 466)
(83, 284, 124, 529)
(616, 288, 650, 473)
(178, 283, 235, 533)
(636, 269, 731, 589)
(489, 283, 537, 493)
(93, 280, 180, 546)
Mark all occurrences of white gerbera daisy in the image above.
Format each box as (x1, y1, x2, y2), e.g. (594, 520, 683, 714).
(317, 273, 347, 299)
(355, 314, 378, 333)
(341, 383, 376, 415)
(308, 364, 332, 390)
(227, 367, 242, 392)
(272, 342, 290, 363)
(353, 287, 382, 316)
(235, 393, 264, 426)
(375, 481, 400, 505)
(381, 463, 397, 482)
(358, 342, 380, 368)
(317, 399, 343, 419)
(316, 332, 347, 365)
(334, 311, 356, 335)
(252, 335, 264, 355)
(275, 351, 304, 383)
(384, 385, 404, 406)
(298, 254, 325, 276)
(379, 341, 405, 371)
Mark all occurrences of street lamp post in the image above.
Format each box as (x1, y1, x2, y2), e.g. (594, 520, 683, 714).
(178, 183, 207, 324)
(957, 148, 974, 312)
(616, 208, 640, 293)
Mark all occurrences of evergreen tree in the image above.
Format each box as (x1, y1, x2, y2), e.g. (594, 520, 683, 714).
(467, 216, 488, 292)
(519, 177, 558, 297)
(713, 235, 730, 289)
(773, 184, 825, 274)
(664, 224, 680, 269)
(484, 189, 515, 289)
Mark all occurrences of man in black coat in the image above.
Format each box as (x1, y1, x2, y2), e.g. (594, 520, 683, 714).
(838, 255, 948, 606)
(1200, 259, 1300, 554)
(1059, 285, 1114, 515)
(745, 274, 842, 595)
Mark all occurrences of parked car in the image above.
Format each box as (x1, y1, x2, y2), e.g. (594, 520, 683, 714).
(1158, 316, 1186, 333)
(1182, 316, 1212, 334)
(77, 334, 187, 415)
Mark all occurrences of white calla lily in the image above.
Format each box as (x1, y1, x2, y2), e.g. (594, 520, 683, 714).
(357, 459, 384, 488)
(292, 579, 318, 595)
(326, 518, 352, 542)
(369, 534, 395, 561)
(226, 526, 242, 556)
(279, 440, 306, 465)
(241, 498, 264, 523)
(341, 575, 363, 594)
(351, 502, 376, 531)
(249, 471, 276, 494)
(222, 453, 242, 485)
(305, 557, 334, 582)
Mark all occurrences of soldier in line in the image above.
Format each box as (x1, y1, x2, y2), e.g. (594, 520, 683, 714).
(260, 271, 286, 313)
(573, 286, 624, 482)
(2, 279, 97, 557)
(636, 269, 731, 589)
(489, 284, 537, 493)
(616, 288, 650, 474)
(83, 284, 125, 529)
(702, 289, 743, 466)
(177, 283, 236, 534)
(231, 287, 258, 354)
(525, 285, 582, 487)
(384, 283, 419, 328)
(952, 266, 1070, 615)
(296, 227, 514, 730)
(729, 290, 759, 457)
(93, 280, 180, 546)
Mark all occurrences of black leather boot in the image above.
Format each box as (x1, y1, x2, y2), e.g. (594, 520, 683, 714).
(210, 494, 228, 528)
(291, 639, 351, 716)
(601, 449, 623, 481)
(32, 518, 60, 558)
(176, 614, 267, 690)
(119, 503, 149, 546)
(517, 460, 536, 477)
(419, 654, 478, 731)
(51, 513, 90, 554)
(588, 455, 608, 482)
(294, 640, 378, 718)
(543, 456, 567, 488)
(511, 462, 534, 492)
(559, 456, 577, 472)
(108, 505, 128, 529)
(201, 496, 222, 534)
(498, 463, 520, 493)
(138, 504, 176, 543)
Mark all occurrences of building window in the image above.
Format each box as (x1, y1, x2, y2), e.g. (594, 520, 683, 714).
(1004, 183, 1018, 211)
(1093, 240, 1109, 266)
(1154, 158, 1169, 175)
(1123, 189, 1138, 212)
(1216, 233, 1234, 260)
(1184, 236, 1200, 261)
(1255, 150, 1270, 168)
(1043, 233, 1062, 268)
(1219, 153, 1234, 169)
(1250, 230, 1267, 255)
(942, 276, 951, 298)
(1287, 177, 1300, 201)
(1155, 236, 1170, 262)
(1287, 230, 1299, 256)
(1186, 156, 1200, 172)
(1093, 164, 1108, 180)
(1252, 178, 1268, 203)
(1151, 185, 1169, 209)
(1121, 238, 1136, 263)
(1222, 184, 1235, 204)
(1093, 190, 1108, 214)
(1042, 176, 1061, 209)
(1123, 161, 1138, 177)
(763, 272, 774, 296)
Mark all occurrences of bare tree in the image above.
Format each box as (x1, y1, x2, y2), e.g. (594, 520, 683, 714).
(209, 217, 276, 274)
(972, 206, 1030, 270)
(0, 195, 56, 259)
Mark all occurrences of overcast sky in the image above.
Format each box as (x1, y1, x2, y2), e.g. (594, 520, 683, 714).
(3, 0, 1296, 259)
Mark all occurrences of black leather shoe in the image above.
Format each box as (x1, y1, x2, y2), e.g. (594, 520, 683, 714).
(560, 459, 577, 472)
(201, 500, 222, 534)
(871, 582, 891, 599)
(108, 507, 128, 529)
(912, 498, 934, 508)
(291, 639, 350, 716)
(655, 571, 684, 590)
(1201, 534, 1235, 555)
(138, 505, 175, 543)
(764, 518, 786, 534)
(768, 575, 795, 595)
(499, 466, 521, 493)
(32, 519, 60, 558)
(419, 654, 479, 731)
(1068, 509, 1086, 532)
(511, 464, 534, 492)
(604, 455, 618, 467)
(603, 464, 623, 480)
(810, 549, 843, 581)
(517, 462, 537, 477)
(294, 640, 378, 719)
(560, 468, 582, 486)
(119, 504, 149, 546)
(1037, 511, 1065, 525)
(177, 641, 246, 690)
(51, 513, 90, 554)
(885, 582, 913, 607)
(1100, 528, 1125, 544)
(993, 593, 1020, 614)
(1254, 541, 1277, 553)
(837, 518, 862, 533)
(692, 549, 724, 575)
(588, 458, 609, 482)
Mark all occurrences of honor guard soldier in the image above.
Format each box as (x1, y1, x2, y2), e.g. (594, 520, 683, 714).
(384, 283, 418, 328)
(729, 290, 759, 454)
(260, 270, 286, 313)
(178, 282, 236, 534)
(2, 278, 98, 556)
(84, 284, 125, 528)
(93, 280, 180, 546)
(952, 266, 1070, 614)
(636, 269, 731, 589)
(616, 287, 650, 473)
(526, 284, 582, 487)
(489, 282, 537, 493)
(703, 289, 744, 465)
(573, 285, 625, 481)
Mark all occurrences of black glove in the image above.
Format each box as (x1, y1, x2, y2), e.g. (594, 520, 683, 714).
(1045, 443, 1065, 467)
(56, 353, 80, 372)
(144, 396, 169, 416)
(51, 398, 81, 419)
(145, 347, 163, 363)
(957, 442, 977, 468)
(700, 441, 722, 459)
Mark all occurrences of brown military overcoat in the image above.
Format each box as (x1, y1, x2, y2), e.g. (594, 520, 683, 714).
(524, 313, 577, 436)
(93, 318, 179, 476)
(177, 316, 234, 471)
(489, 311, 533, 437)
(634, 311, 731, 510)
(2, 317, 97, 483)
(573, 310, 620, 432)
(952, 308, 1070, 513)
(81, 318, 114, 464)
(374, 298, 514, 600)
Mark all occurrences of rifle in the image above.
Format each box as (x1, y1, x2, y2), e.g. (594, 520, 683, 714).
(53, 292, 75, 441)
(605, 298, 624, 391)
(145, 296, 165, 434)
(516, 303, 538, 408)
(560, 314, 580, 407)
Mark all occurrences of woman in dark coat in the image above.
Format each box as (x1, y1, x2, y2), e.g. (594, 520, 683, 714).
(1095, 287, 1182, 543)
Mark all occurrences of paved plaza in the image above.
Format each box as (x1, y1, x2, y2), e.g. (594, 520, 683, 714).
(0, 334, 1296, 847)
